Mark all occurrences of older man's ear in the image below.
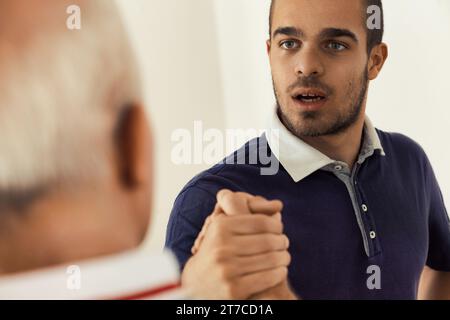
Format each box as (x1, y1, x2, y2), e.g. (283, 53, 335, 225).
(114, 104, 152, 188)
(114, 103, 153, 234)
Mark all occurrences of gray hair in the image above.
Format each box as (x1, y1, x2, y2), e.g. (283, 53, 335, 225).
(0, 0, 141, 195)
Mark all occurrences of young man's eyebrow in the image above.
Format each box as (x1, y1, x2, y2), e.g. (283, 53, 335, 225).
(319, 28, 359, 43)
(272, 26, 304, 39)
(272, 27, 359, 44)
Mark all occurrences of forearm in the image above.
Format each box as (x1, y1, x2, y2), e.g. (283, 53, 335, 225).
(418, 267, 450, 300)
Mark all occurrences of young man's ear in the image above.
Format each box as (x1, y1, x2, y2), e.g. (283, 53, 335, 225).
(266, 39, 272, 56)
(114, 104, 153, 190)
(368, 43, 389, 80)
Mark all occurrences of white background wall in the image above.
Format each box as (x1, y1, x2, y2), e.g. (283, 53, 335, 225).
(116, 0, 450, 251)
(116, 0, 225, 251)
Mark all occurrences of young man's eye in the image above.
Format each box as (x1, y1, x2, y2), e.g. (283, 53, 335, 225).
(280, 40, 300, 50)
(326, 41, 347, 51)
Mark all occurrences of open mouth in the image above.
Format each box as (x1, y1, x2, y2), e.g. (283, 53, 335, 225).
(291, 88, 328, 110)
(293, 93, 326, 103)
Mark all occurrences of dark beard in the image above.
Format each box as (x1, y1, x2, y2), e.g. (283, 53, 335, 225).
(275, 69, 368, 138)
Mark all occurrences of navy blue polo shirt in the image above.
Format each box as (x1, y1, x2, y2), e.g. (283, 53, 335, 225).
(165, 115, 450, 299)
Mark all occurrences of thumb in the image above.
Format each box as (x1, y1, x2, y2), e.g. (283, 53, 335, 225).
(216, 189, 253, 216)
(248, 196, 283, 216)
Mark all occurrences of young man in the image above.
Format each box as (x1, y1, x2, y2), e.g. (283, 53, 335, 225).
(0, 0, 181, 299)
(166, 0, 450, 299)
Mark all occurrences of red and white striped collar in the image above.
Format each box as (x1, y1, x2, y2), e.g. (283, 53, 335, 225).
(0, 248, 184, 300)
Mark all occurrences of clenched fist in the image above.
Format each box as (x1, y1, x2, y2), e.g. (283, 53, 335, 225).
(182, 189, 297, 300)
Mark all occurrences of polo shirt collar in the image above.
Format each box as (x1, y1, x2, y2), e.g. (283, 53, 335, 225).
(265, 108, 386, 183)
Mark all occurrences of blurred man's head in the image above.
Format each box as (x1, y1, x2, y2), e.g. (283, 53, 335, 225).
(0, 0, 152, 274)
(267, 0, 388, 138)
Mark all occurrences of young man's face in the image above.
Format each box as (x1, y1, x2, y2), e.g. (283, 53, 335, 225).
(268, 0, 371, 138)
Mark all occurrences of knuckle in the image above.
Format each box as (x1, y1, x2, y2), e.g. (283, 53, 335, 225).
(274, 235, 285, 249)
(284, 251, 292, 265)
(221, 191, 235, 205)
(267, 250, 289, 266)
(235, 191, 251, 198)
(274, 199, 284, 211)
(278, 266, 289, 278)
(266, 267, 287, 284)
(217, 189, 231, 200)
(283, 234, 290, 248)
(277, 220, 284, 233)
(273, 234, 285, 249)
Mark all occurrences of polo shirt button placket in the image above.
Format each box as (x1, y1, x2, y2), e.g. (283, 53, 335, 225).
(360, 201, 381, 254)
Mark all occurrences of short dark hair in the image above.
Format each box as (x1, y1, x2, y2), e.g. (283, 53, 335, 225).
(269, 0, 384, 55)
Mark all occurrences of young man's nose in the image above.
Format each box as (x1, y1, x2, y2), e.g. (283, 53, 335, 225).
(294, 46, 325, 78)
